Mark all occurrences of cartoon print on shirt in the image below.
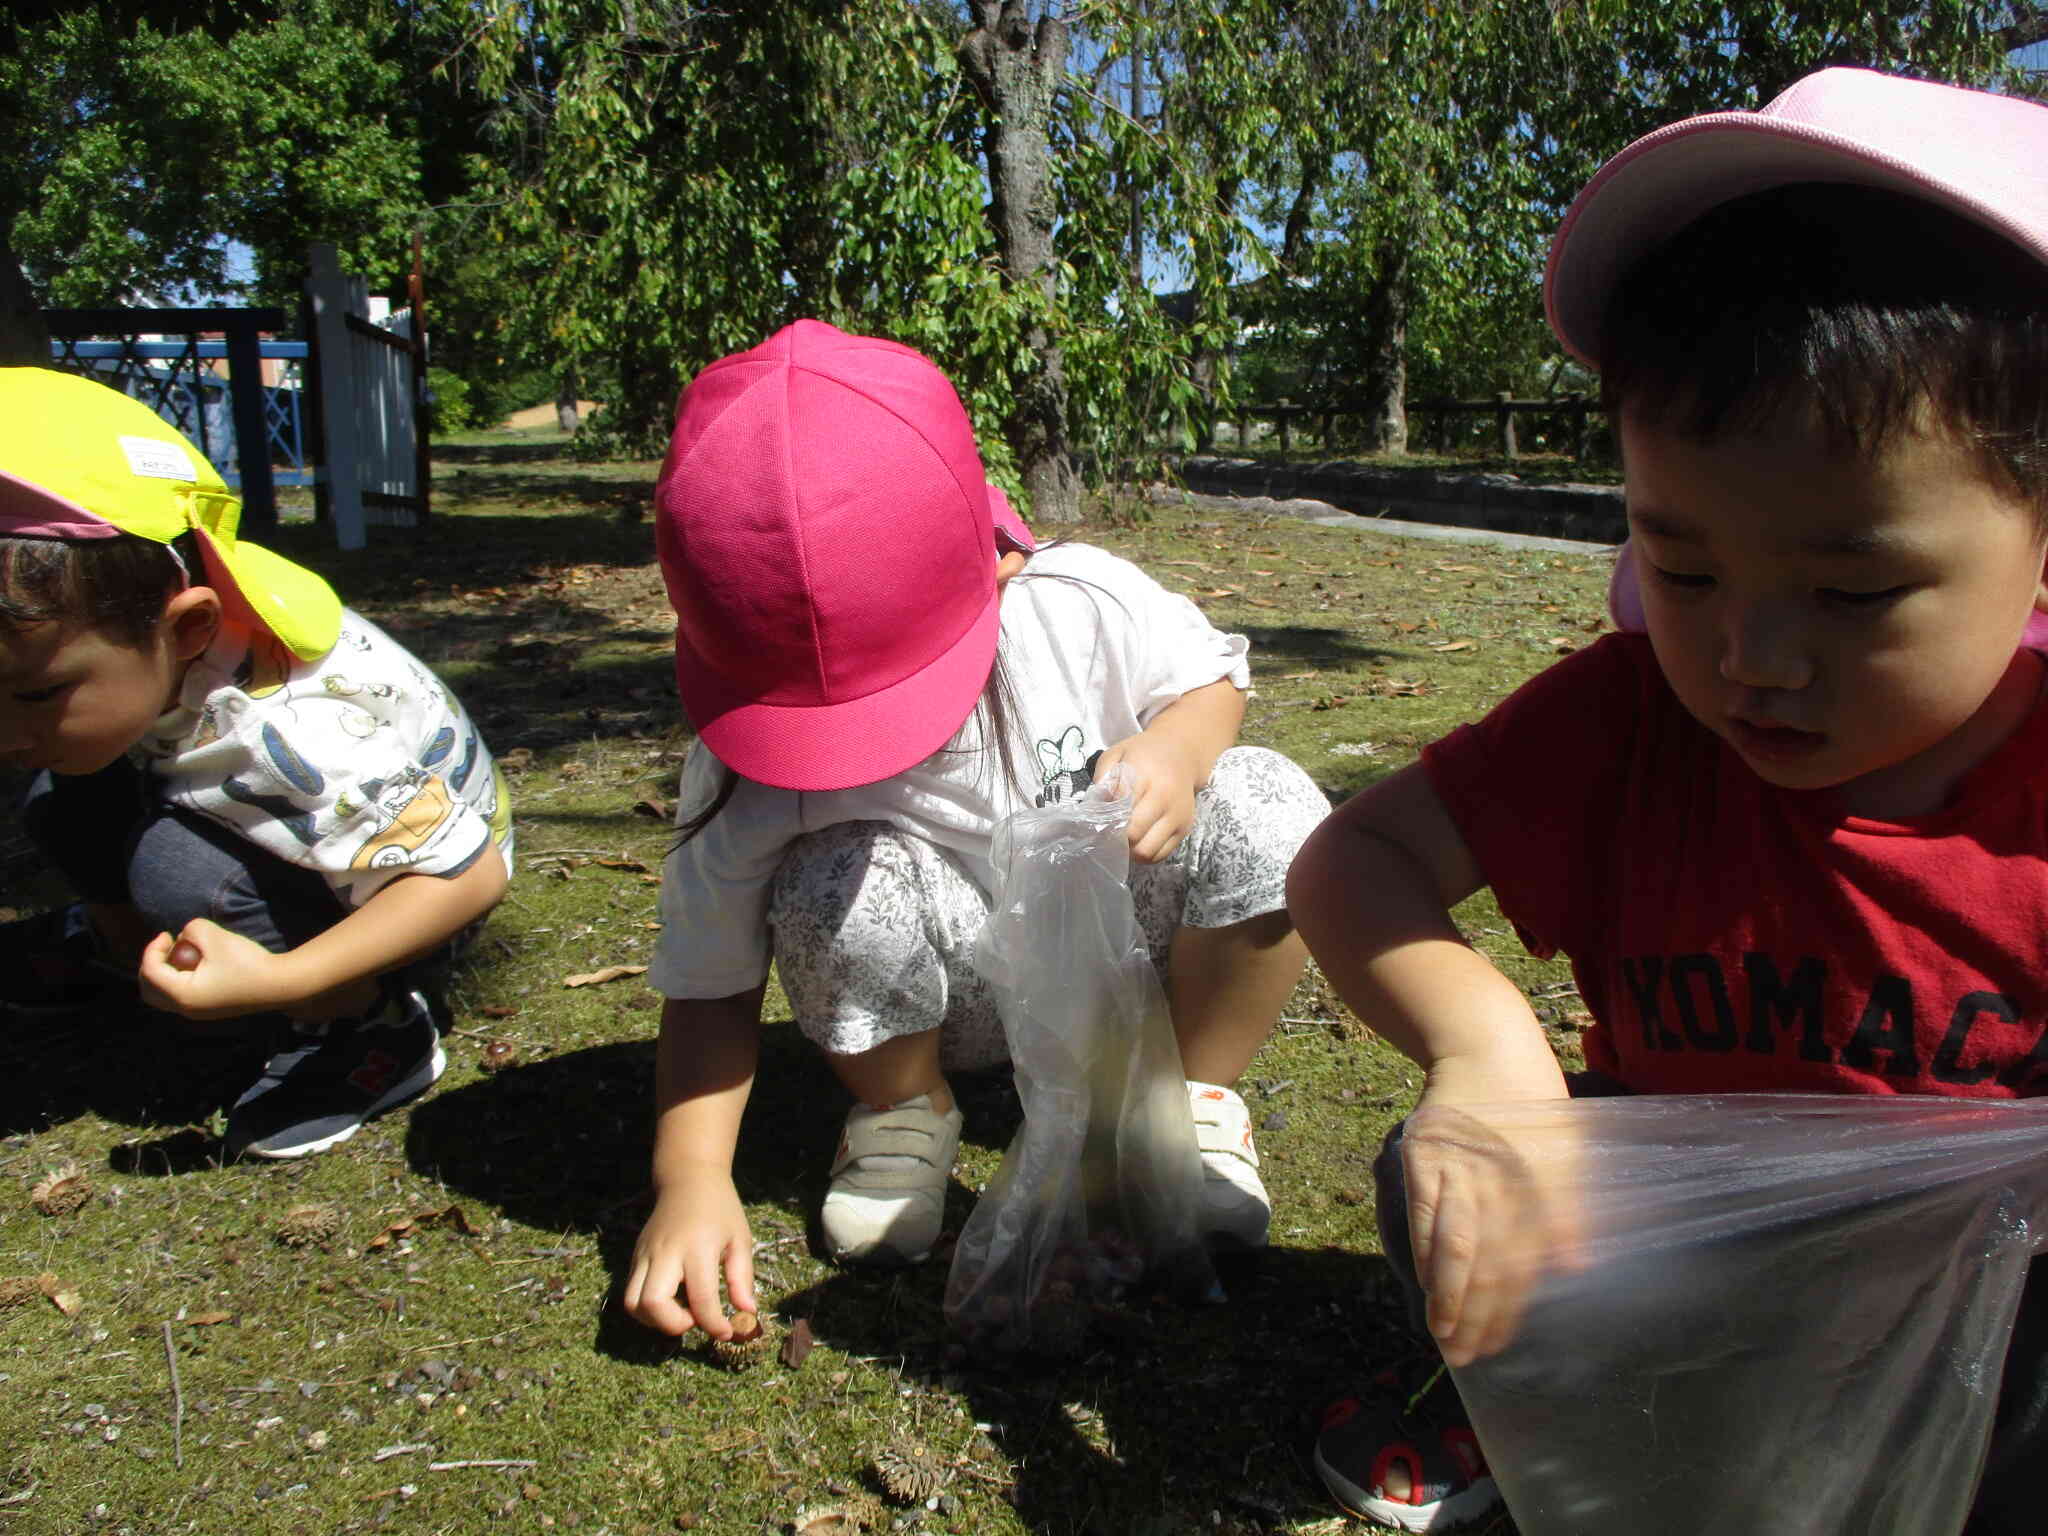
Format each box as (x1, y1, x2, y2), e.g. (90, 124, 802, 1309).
(347, 766, 459, 870)
(222, 775, 321, 847)
(1034, 725, 1103, 807)
(233, 633, 296, 699)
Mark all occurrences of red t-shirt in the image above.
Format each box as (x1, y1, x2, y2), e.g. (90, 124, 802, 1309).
(1422, 633, 2048, 1098)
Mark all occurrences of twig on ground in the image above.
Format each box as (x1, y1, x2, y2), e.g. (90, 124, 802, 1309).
(373, 1442, 435, 1461)
(162, 1322, 184, 1469)
(429, 1459, 540, 1471)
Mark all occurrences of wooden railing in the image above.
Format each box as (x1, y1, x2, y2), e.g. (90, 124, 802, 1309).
(1229, 392, 1603, 461)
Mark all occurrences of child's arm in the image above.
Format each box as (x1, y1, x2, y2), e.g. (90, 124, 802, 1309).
(1288, 762, 1576, 1364)
(134, 843, 510, 1019)
(1094, 675, 1245, 863)
(622, 990, 764, 1340)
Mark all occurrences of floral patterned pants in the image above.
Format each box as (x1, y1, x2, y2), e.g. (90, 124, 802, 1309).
(766, 745, 1329, 1069)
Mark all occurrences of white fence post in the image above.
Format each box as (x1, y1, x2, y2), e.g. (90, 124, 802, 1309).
(305, 242, 366, 550)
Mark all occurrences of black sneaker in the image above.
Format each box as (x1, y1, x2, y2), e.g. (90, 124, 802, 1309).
(1314, 1359, 1501, 1533)
(0, 904, 138, 1019)
(225, 989, 444, 1160)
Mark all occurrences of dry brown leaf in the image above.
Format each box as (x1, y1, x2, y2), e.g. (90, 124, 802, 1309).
(478, 1004, 518, 1019)
(37, 1274, 80, 1317)
(186, 1310, 234, 1326)
(779, 1317, 815, 1368)
(632, 798, 675, 822)
(30, 1163, 91, 1216)
(1281, 671, 1321, 680)
(562, 964, 649, 989)
(640, 873, 662, 885)
(595, 858, 649, 873)
(1429, 640, 1476, 653)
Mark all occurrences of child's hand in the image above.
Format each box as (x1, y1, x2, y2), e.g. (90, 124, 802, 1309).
(138, 919, 293, 1020)
(1404, 1068, 1585, 1368)
(623, 1169, 760, 1339)
(1092, 733, 1202, 864)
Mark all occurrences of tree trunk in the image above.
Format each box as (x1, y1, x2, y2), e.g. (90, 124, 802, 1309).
(555, 374, 580, 433)
(1357, 240, 1409, 454)
(960, 2, 1080, 523)
(0, 238, 49, 368)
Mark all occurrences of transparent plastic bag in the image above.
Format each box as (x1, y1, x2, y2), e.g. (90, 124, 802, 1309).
(944, 786, 1220, 1355)
(1426, 1094, 2048, 1536)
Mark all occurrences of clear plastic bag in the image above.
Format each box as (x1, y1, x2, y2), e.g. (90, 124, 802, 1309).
(944, 786, 1220, 1355)
(1427, 1094, 2048, 1536)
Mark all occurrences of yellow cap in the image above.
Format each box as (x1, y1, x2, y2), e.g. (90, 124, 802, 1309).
(0, 367, 341, 659)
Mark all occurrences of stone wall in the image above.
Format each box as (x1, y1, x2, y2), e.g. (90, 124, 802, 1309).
(1176, 455, 1626, 545)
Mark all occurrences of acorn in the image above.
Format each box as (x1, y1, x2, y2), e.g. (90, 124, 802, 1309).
(871, 1440, 946, 1505)
(169, 940, 203, 971)
(30, 1162, 91, 1216)
(479, 1039, 517, 1072)
(707, 1309, 776, 1371)
(275, 1204, 342, 1248)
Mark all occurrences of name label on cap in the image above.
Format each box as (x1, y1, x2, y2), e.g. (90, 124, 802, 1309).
(120, 435, 197, 482)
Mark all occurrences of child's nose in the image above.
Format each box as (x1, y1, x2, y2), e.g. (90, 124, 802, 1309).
(1718, 600, 1813, 691)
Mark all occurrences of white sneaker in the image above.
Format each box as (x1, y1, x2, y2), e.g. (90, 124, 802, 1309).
(1187, 1081, 1271, 1247)
(820, 1093, 963, 1265)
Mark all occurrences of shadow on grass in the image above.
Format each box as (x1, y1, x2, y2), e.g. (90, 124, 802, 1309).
(406, 1025, 1413, 1533)
(0, 1009, 265, 1150)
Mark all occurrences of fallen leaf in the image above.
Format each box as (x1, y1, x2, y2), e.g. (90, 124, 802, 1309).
(779, 1317, 815, 1369)
(1158, 560, 1218, 572)
(632, 798, 675, 822)
(36, 1274, 80, 1317)
(558, 762, 587, 779)
(186, 1310, 234, 1326)
(497, 748, 534, 773)
(640, 873, 662, 886)
(595, 857, 649, 873)
(563, 965, 649, 989)
(478, 1004, 518, 1019)
(1281, 671, 1321, 680)
(1429, 640, 1476, 653)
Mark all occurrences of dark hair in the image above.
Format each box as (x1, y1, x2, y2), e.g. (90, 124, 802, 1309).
(0, 530, 197, 646)
(1598, 183, 2048, 523)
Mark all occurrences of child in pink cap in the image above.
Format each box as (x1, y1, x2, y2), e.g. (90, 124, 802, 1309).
(623, 321, 1328, 1338)
(1291, 69, 2048, 1532)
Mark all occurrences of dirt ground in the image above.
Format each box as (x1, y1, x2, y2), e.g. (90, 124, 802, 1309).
(498, 400, 601, 429)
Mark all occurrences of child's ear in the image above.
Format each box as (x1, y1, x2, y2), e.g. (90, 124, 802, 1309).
(162, 586, 223, 661)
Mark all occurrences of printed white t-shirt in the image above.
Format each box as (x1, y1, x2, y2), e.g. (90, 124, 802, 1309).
(651, 542, 1251, 999)
(142, 610, 513, 908)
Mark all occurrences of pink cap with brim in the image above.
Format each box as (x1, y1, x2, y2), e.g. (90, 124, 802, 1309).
(1545, 68, 2048, 368)
(655, 320, 1023, 792)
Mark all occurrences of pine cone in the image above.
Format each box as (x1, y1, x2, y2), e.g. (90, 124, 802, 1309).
(708, 1310, 777, 1371)
(30, 1163, 91, 1217)
(871, 1440, 946, 1505)
(275, 1205, 342, 1248)
(0, 1276, 39, 1310)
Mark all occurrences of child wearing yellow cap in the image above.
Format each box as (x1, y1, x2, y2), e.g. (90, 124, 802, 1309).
(0, 368, 513, 1159)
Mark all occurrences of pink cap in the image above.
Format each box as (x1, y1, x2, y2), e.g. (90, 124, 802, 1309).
(654, 320, 1030, 792)
(1546, 68, 2048, 367)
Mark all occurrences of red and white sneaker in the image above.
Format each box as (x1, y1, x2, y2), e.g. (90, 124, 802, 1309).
(1186, 1080, 1271, 1247)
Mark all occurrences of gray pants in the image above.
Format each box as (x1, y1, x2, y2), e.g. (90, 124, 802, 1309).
(767, 746, 1328, 1070)
(24, 758, 452, 1025)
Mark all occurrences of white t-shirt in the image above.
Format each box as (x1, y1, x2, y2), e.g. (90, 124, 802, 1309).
(142, 610, 514, 908)
(651, 542, 1251, 998)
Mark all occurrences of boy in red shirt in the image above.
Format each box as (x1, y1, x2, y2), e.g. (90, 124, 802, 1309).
(1290, 68, 2048, 1533)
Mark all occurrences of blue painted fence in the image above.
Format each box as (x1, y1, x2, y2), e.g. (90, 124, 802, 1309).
(48, 338, 313, 492)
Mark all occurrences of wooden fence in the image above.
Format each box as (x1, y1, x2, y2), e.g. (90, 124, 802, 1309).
(1230, 392, 1603, 461)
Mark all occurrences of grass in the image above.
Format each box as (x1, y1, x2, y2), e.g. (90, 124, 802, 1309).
(0, 428, 1613, 1536)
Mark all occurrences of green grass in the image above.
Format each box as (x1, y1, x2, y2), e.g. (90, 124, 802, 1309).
(0, 441, 1612, 1535)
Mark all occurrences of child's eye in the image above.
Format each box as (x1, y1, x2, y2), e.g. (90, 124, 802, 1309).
(1819, 585, 1909, 608)
(12, 683, 67, 704)
(1647, 564, 1713, 591)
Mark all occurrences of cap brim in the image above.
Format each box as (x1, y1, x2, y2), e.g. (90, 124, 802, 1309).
(678, 581, 1001, 793)
(1545, 115, 2048, 367)
(193, 529, 343, 661)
